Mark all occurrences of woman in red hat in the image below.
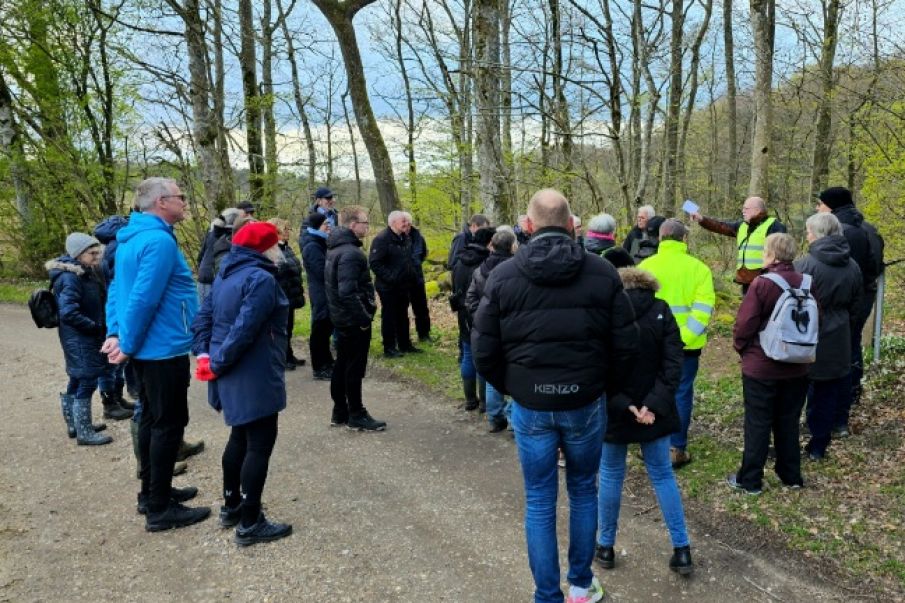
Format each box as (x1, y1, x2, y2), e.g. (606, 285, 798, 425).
(191, 221, 293, 546)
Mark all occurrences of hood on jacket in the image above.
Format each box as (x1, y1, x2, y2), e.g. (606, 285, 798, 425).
(832, 204, 864, 227)
(459, 243, 490, 268)
(515, 228, 585, 285)
(45, 256, 86, 277)
(809, 234, 852, 267)
(619, 267, 659, 291)
(219, 245, 278, 279)
(326, 227, 362, 250)
(93, 215, 129, 244)
(116, 212, 173, 244)
(479, 250, 513, 277)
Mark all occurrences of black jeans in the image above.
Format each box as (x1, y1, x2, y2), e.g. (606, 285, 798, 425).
(408, 281, 431, 339)
(132, 355, 190, 512)
(286, 309, 297, 361)
(807, 375, 850, 456)
(330, 326, 371, 418)
(377, 288, 412, 351)
(309, 316, 335, 371)
(222, 413, 279, 527)
(737, 375, 808, 489)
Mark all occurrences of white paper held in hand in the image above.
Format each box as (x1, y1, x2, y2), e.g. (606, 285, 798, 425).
(682, 199, 699, 214)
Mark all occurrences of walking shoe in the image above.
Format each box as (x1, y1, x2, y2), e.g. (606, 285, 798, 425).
(219, 504, 242, 528)
(383, 348, 403, 359)
(347, 411, 387, 432)
(418, 334, 434, 343)
(176, 439, 205, 462)
(400, 345, 422, 354)
(831, 425, 851, 439)
(313, 368, 333, 381)
(670, 447, 692, 469)
(234, 513, 292, 546)
(488, 417, 508, 433)
(101, 391, 133, 420)
(137, 486, 199, 515)
(566, 576, 604, 603)
(114, 384, 135, 411)
(726, 473, 762, 495)
(145, 501, 211, 532)
(669, 545, 694, 575)
(173, 461, 188, 477)
(330, 411, 348, 427)
(594, 545, 615, 569)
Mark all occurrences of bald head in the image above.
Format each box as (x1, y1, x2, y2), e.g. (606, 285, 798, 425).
(527, 189, 572, 231)
(742, 197, 766, 222)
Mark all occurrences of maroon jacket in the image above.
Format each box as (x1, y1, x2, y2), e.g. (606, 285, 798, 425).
(733, 261, 812, 380)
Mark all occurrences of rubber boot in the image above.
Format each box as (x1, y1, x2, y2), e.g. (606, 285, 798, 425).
(101, 390, 133, 420)
(477, 375, 487, 414)
(73, 397, 112, 446)
(462, 377, 479, 411)
(60, 393, 76, 438)
(116, 382, 135, 411)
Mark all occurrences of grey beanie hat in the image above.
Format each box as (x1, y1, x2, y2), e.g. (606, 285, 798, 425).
(66, 232, 101, 259)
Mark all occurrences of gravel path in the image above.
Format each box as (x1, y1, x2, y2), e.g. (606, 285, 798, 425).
(0, 304, 844, 601)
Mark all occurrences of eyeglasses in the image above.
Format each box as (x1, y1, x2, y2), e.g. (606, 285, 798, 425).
(161, 194, 186, 203)
(355, 220, 369, 225)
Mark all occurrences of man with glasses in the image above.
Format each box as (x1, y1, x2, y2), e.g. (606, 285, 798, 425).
(324, 206, 386, 431)
(103, 177, 211, 531)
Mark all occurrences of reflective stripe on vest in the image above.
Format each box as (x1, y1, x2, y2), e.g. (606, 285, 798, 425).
(736, 217, 776, 269)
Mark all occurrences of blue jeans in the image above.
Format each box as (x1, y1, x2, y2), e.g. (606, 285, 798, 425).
(486, 382, 511, 424)
(66, 376, 97, 400)
(97, 363, 124, 393)
(511, 399, 604, 603)
(598, 436, 690, 548)
(460, 340, 476, 380)
(671, 355, 699, 451)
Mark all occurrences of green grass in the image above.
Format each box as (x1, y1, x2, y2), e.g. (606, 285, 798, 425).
(0, 280, 40, 304)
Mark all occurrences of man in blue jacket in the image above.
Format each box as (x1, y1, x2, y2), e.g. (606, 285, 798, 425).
(103, 177, 210, 532)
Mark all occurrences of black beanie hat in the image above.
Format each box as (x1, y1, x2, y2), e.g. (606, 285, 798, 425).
(602, 247, 635, 269)
(818, 187, 853, 210)
(308, 212, 327, 230)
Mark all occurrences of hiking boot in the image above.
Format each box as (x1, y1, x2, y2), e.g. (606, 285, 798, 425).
(384, 348, 403, 359)
(726, 473, 762, 495)
(234, 513, 292, 547)
(669, 545, 693, 575)
(347, 411, 387, 432)
(176, 439, 205, 462)
(73, 397, 112, 446)
(594, 545, 615, 569)
(114, 384, 135, 411)
(101, 391, 133, 421)
(488, 417, 508, 433)
(313, 368, 333, 381)
(670, 447, 692, 468)
(566, 576, 604, 603)
(145, 501, 211, 532)
(400, 345, 422, 354)
(461, 377, 479, 411)
(330, 410, 348, 427)
(219, 504, 242, 528)
(831, 425, 851, 439)
(137, 486, 199, 515)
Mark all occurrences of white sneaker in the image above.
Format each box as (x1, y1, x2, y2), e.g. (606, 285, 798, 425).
(566, 576, 604, 603)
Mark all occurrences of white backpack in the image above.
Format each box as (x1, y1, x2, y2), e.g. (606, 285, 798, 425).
(758, 273, 819, 364)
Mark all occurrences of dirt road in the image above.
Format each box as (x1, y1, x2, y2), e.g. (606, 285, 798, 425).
(0, 304, 843, 601)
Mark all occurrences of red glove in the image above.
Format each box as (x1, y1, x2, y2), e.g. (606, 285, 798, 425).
(194, 356, 218, 381)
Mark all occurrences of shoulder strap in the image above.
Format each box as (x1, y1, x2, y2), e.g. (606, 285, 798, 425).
(760, 272, 790, 291)
(799, 273, 812, 293)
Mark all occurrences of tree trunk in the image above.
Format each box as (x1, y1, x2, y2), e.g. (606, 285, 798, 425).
(342, 89, 363, 202)
(473, 0, 505, 222)
(500, 0, 514, 206)
(723, 0, 739, 194)
(0, 71, 31, 223)
(311, 0, 401, 217)
(677, 0, 713, 208)
(239, 0, 265, 202)
(748, 0, 775, 199)
(550, 0, 573, 199)
(662, 0, 684, 211)
(212, 0, 234, 209)
(809, 0, 841, 193)
(393, 0, 417, 207)
(261, 0, 278, 210)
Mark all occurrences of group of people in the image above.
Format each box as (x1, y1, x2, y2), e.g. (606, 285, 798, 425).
(45, 174, 883, 600)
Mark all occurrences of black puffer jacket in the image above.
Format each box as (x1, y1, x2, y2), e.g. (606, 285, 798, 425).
(199, 230, 232, 284)
(832, 205, 877, 290)
(605, 268, 682, 444)
(325, 227, 376, 329)
(409, 226, 428, 283)
(465, 250, 513, 318)
(794, 235, 862, 381)
(369, 227, 415, 291)
(471, 228, 639, 411)
(275, 241, 305, 309)
(451, 243, 489, 340)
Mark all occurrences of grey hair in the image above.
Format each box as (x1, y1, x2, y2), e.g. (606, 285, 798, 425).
(572, 215, 582, 228)
(587, 213, 617, 234)
(495, 224, 514, 234)
(638, 205, 656, 219)
(402, 211, 413, 222)
(220, 208, 241, 227)
(387, 210, 406, 226)
(806, 212, 842, 240)
(491, 229, 517, 254)
(135, 177, 177, 211)
(659, 218, 688, 242)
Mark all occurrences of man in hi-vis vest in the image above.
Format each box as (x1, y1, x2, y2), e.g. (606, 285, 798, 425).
(690, 197, 786, 292)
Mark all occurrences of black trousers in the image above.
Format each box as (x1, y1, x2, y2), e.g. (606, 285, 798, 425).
(330, 326, 371, 418)
(409, 282, 431, 339)
(286, 309, 296, 360)
(309, 316, 335, 371)
(737, 375, 808, 489)
(806, 375, 850, 456)
(377, 288, 412, 351)
(222, 413, 279, 527)
(133, 355, 190, 512)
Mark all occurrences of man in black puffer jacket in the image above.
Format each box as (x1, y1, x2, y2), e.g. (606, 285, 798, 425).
(471, 189, 638, 603)
(324, 206, 385, 432)
(369, 211, 418, 357)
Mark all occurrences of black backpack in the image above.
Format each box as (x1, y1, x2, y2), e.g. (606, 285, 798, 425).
(28, 275, 60, 328)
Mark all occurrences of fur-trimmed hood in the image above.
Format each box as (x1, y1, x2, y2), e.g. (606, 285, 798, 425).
(618, 267, 660, 292)
(45, 257, 86, 276)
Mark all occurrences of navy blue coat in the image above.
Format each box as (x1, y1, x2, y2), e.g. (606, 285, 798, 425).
(301, 228, 330, 321)
(191, 246, 289, 427)
(410, 226, 428, 283)
(93, 215, 129, 283)
(46, 256, 109, 380)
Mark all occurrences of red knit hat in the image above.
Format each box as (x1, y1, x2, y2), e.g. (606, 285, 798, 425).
(233, 221, 279, 253)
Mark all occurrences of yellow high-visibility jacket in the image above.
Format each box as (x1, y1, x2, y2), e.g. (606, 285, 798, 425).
(639, 240, 715, 351)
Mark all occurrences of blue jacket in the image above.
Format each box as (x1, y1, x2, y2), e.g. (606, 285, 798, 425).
(106, 212, 198, 359)
(301, 227, 329, 321)
(46, 256, 109, 379)
(191, 246, 289, 426)
(93, 215, 129, 284)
